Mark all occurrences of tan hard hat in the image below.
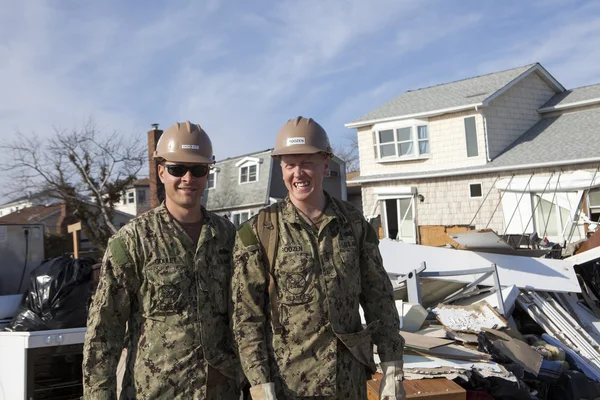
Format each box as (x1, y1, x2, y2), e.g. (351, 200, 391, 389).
(153, 121, 215, 164)
(272, 116, 333, 157)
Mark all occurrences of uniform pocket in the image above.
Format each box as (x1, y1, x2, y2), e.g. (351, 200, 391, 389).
(335, 320, 380, 374)
(144, 265, 187, 321)
(276, 252, 315, 305)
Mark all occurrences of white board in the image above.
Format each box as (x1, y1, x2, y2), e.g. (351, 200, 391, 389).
(379, 239, 581, 293)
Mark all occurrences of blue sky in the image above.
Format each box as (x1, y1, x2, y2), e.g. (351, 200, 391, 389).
(1, 0, 599, 201)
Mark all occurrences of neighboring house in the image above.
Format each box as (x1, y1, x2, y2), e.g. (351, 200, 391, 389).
(346, 62, 600, 246)
(115, 178, 151, 216)
(346, 171, 363, 211)
(0, 203, 67, 235)
(0, 189, 55, 217)
(0, 201, 134, 251)
(202, 149, 347, 226)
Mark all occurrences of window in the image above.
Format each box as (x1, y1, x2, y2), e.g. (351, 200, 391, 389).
(469, 183, 482, 198)
(122, 192, 127, 205)
(128, 191, 135, 204)
(207, 171, 216, 189)
(464, 116, 478, 157)
(240, 164, 258, 184)
(137, 189, 146, 204)
(534, 193, 584, 242)
(373, 123, 429, 160)
(232, 211, 253, 226)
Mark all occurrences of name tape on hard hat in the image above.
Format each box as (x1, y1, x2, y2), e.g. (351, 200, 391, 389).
(181, 144, 200, 150)
(287, 137, 306, 146)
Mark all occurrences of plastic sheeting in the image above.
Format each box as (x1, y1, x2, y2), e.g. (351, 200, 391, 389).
(4, 256, 95, 331)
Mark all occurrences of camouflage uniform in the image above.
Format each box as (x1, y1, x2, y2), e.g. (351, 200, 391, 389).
(83, 203, 242, 400)
(232, 193, 404, 399)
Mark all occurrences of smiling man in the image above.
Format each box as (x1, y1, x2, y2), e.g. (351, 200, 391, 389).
(83, 121, 243, 399)
(232, 117, 406, 400)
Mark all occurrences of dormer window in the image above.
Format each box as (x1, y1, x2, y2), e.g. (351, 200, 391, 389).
(207, 170, 217, 189)
(373, 119, 430, 161)
(235, 157, 262, 184)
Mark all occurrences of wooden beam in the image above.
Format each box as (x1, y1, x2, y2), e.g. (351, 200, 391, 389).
(68, 222, 82, 258)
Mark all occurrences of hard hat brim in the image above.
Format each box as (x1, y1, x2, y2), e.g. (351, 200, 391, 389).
(271, 144, 332, 157)
(153, 151, 215, 164)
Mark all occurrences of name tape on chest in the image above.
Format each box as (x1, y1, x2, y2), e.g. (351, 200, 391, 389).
(286, 137, 306, 146)
(282, 245, 304, 253)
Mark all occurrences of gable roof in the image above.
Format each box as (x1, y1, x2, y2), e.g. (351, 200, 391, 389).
(0, 189, 56, 207)
(346, 63, 564, 128)
(350, 108, 600, 183)
(539, 83, 600, 113)
(0, 203, 62, 224)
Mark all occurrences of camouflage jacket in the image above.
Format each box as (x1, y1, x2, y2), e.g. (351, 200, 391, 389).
(232, 194, 404, 397)
(83, 203, 242, 400)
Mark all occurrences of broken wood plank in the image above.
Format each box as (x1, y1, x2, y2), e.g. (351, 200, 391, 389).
(401, 331, 454, 350)
(493, 338, 542, 376)
(367, 374, 466, 400)
(409, 344, 492, 362)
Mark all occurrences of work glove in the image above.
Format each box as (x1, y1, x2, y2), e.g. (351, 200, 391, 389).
(379, 360, 407, 400)
(249, 382, 277, 400)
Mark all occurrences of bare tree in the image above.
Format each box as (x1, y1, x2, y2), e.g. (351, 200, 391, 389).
(0, 120, 146, 252)
(332, 133, 360, 173)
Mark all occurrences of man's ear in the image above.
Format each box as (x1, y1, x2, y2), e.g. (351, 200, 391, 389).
(157, 164, 166, 183)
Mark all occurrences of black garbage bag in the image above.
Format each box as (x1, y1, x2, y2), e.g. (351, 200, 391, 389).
(5, 256, 95, 331)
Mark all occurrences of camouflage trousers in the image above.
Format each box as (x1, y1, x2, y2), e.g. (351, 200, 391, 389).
(273, 342, 368, 400)
(118, 366, 240, 400)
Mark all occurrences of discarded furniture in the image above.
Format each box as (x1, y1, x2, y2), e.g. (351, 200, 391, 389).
(399, 262, 506, 316)
(367, 375, 466, 400)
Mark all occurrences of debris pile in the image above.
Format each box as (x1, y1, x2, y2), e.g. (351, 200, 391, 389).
(366, 238, 600, 399)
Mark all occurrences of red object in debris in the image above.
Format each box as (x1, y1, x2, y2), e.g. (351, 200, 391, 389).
(467, 391, 495, 400)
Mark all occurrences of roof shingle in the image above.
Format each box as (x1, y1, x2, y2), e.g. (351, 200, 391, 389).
(348, 64, 538, 125)
(541, 83, 600, 109)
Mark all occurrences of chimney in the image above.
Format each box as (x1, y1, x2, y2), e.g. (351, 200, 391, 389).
(148, 123, 164, 208)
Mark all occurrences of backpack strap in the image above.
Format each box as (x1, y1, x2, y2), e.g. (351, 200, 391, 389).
(256, 203, 283, 335)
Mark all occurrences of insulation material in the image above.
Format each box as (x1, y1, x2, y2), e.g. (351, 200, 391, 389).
(432, 303, 509, 333)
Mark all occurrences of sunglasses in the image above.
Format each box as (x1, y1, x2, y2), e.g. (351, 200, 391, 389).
(164, 164, 210, 178)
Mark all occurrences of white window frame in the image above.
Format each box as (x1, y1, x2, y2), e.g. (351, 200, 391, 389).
(127, 191, 135, 204)
(464, 116, 479, 158)
(372, 119, 430, 162)
(469, 182, 483, 199)
(231, 209, 255, 226)
(374, 187, 418, 244)
(235, 157, 261, 184)
(380, 196, 417, 244)
(207, 170, 218, 189)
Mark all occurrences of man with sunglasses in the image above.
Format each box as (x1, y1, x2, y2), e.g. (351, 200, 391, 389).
(232, 117, 405, 399)
(83, 121, 243, 399)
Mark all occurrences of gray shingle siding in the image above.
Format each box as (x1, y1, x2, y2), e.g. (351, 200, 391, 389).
(350, 108, 600, 183)
(204, 151, 272, 211)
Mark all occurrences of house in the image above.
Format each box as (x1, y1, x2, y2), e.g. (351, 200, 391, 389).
(346, 171, 362, 211)
(115, 178, 151, 216)
(0, 189, 55, 217)
(346, 62, 600, 247)
(0, 203, 68, 235)
(202, 149, 347, 226)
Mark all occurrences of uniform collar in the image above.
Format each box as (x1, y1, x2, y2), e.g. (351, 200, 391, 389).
(157, 202, 216, 244)
(281, 191, 347, 227)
